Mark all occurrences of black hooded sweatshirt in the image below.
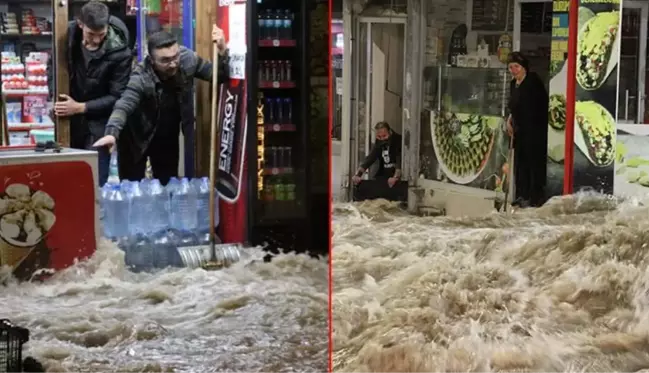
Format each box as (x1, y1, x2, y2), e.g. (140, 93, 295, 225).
(360, 132, 402, 179)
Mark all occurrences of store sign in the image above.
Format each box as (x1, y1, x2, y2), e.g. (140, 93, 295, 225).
(547, 0, 622, 196)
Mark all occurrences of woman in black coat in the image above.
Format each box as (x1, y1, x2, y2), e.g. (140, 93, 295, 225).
(505, 52, 549, 208)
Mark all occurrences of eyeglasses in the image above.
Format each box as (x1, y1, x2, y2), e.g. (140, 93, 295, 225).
(154, 54, 180, 66)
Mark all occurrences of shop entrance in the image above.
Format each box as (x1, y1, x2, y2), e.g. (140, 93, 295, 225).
(619, 1, 648, 123)
(352, 16, 406, 181)
(513, 0, 553, 87)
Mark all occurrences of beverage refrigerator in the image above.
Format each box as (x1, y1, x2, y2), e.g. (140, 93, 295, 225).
(215, 0, 317, 254)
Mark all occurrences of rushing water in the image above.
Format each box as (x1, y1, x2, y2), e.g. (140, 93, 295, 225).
(333, 193, 649, 372)
(1, 243, 328, 372)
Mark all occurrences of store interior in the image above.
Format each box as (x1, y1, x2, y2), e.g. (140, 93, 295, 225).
(0, 0, 187, 148)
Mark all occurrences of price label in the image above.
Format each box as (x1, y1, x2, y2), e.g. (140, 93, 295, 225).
(272, 81, 280, 88)
(229, 53, 246, 80)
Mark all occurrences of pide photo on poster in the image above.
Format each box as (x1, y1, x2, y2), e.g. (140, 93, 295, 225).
(0, 0, 333, 370)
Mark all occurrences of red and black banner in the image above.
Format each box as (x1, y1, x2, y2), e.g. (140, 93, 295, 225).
(216, 1, 249, 244)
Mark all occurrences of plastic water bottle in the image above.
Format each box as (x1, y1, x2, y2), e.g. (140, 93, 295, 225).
(171, 178, 198, 230)
(125, 233, 153, 272)
(149, 179, 169, 233)
(165, 177, 180, 227)
(128, 182, 148, 235)
(108, 151, 120, 184)
(105, 184, 129, 238)
(153, 229, 183, 268)
(192, 177, 219, 231)
(99, 184, 112, 237)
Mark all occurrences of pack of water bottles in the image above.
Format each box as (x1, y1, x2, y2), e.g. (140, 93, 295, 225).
(99, 176, 220, 272)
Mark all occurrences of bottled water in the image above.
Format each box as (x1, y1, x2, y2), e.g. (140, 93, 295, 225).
(104, 184, 129, 238)
(148, 179, 169, 233)
(192, 177, 219, 231)
(99, 184, 112, 237)
(170, 178, 197, 230)
(128, 182, 148, 235)
(125, 233, 153, 272)
(153, 229, 183, 268)
(107, 151, 120, 184)
(165, 177, 180, 226)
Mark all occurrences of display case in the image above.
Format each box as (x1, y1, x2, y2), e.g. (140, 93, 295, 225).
(0, 0, 54, 147)
(420, 65, 511, 193)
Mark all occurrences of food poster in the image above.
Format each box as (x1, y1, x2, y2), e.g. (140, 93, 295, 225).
(547, 0, 621, 196)
(428, 111, 511, 193)
(614, 125, 649, 197)
(0, 161, 96, 281)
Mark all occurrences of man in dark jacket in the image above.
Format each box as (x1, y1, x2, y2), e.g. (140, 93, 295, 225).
(351, 121, 406, 201)
(92, 27, 229, 185)
(52, 1, 132, 186)
(353, 121, 403, 186)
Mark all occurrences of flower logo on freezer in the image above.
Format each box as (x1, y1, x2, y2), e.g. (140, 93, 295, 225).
(0, 183, 56, 247)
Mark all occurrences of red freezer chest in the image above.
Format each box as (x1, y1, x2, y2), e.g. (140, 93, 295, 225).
(0, 146, 99, 281)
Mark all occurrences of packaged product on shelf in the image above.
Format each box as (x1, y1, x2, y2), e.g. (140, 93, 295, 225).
(23, 95, 53, 125)
(5, 102, 22, 125)
(1, 53, 27, 93)
(0, 13, 19, 35)
(25, 52, 49, 94)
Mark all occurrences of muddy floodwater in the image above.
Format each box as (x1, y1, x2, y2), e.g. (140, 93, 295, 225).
(1, 243, 328, 372)
(333, 194, 649, 372)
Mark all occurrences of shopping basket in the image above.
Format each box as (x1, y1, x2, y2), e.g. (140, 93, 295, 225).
(0, 319, 29, 373)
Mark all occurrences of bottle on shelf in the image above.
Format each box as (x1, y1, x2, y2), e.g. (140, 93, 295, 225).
(283, 98, 292, 124)
(282, 10, 293, 40)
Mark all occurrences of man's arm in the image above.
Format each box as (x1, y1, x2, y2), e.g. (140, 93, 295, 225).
(191, 49, 231, 83)
(393, 143, 402, 179)
(355, 142, 381, 176)
(83, 53, 133, 115)
(104, 71, 145, 141)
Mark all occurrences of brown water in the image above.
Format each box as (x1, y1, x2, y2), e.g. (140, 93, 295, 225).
(1, 244, 328, 372)
(333, 193, 649, 372)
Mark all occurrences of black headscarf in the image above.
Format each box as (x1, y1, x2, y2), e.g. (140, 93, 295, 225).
(507, 52, 530, 72)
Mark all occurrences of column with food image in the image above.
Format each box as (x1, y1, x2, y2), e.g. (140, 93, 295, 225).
(547, 0, 621, 196)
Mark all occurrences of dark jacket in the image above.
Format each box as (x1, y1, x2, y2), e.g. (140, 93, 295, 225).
(55, 17, 132, 139)
(508, 72, 549, 150)
(105, 46, 229, 160)
(360, 132, 402, 178)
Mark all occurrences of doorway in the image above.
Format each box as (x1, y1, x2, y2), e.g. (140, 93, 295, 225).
(513, 0, 553, 88)
(351, 16, 406, 182)
(618, 1, 648, 124)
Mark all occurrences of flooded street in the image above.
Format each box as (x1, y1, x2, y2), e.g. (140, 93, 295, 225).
(333, 194, 649, 372)
(1, 244, 328, 372)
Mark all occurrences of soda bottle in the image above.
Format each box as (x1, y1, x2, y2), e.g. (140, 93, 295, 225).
(285, 61, 292, 81)
(274, 9, 282, 39)
(258, 13, 265, 40)
(275, 97, 283, 124)
(283, 10, 293, 39)
(264, 10, 273, 39)
(283, 98, 292, 124)
(265, 97, 275, 123)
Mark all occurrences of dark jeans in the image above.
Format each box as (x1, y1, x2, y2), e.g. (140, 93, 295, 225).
(118, 133, 179, 186)
(70, 126, 110, 186)
(353, 179, 408, 202)
(514, 137, 546, 206)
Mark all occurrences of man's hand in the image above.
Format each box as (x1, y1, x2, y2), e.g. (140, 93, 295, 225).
(352, 175, 362, 185)
(387, 177, 398, 188)
(212, 25, 227, 56)
(506, 116, 514, 137)
(92, 135, 116, 153)
(54, 94, 85, 117)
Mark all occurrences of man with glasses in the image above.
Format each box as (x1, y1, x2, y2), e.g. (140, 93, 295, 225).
(51, 1, 132, 186)
(92, 26, 228, 185)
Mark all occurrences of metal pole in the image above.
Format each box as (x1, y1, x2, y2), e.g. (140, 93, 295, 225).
(563, 0, 577, 195)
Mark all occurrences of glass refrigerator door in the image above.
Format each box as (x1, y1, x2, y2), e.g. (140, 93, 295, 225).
(135, 0, 196, 176)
